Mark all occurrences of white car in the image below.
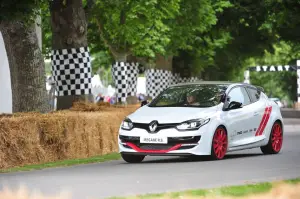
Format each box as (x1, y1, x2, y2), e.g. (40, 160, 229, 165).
(269, 98, 284, 108)
(118, 81, 284, 163)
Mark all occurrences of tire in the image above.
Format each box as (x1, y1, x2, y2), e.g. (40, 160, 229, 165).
(210, 126, 228, 160)
(121, 153, 145, 163)
(260, 121, 283, 154)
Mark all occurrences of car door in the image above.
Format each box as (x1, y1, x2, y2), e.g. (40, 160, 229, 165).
(245, 86, 267, 138)
(224, 86, 253, 147)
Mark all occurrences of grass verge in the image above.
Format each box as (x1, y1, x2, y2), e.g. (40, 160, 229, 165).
(0, 153, 121, 173)
(108, 178, 300, 199)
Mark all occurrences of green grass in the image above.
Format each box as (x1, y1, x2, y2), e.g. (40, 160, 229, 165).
(0, 152, 121, 173)
(108, 178, 300, 199)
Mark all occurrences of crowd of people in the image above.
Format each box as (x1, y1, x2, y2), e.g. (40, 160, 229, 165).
(95, 93, 147, 104)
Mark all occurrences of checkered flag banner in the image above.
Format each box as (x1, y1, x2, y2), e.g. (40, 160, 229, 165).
(112, 62, 127, 103)
(51, 47, 92, 96)
(112, 62, 139, 103)
(145, 69, 159, 99)
(126, 62, 139, 96)
(145, 69, 199, 99)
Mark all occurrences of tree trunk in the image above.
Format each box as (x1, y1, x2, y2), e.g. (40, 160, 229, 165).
(0, 21, 50, 113)
(155, 54, 173, 71)
(49, 0, 93, 110)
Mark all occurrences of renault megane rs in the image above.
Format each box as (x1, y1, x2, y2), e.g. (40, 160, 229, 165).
(118, 81, 284, 163)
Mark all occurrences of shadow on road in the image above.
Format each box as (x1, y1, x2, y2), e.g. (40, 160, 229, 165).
(136, 153, 264, 164)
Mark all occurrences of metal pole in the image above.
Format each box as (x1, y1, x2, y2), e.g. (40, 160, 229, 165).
(297, 60, 300, 104)
(244, 69, 250, 84)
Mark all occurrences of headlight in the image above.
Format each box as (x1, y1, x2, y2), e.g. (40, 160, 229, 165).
(176, 118, 210, 131)
(121, 118, 133, 130)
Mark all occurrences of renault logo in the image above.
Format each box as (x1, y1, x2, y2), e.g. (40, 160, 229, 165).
(149, 121, 158, 133)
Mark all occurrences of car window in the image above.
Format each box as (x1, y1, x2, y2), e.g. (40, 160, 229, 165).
(148, 84, 228, 108)
(246, 87, 260, 102)
(228, 87, 251, 106)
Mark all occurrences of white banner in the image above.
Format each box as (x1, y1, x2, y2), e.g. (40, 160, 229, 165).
(0, 31, 12, 114)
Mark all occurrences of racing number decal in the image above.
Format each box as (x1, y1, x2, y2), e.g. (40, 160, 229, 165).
(255, 106, 272, 136)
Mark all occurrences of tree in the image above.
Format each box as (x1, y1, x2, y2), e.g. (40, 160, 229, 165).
(0, 0, 50, 113)
(92, 0, 181, 62)
(49, 0, 94, 110)
(169, 0, 232, 76)
(197, 0, 280, 81)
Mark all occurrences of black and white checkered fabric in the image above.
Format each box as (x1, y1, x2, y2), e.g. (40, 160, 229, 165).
(126, 62, 139, 96)
(145, 69, 158, 99)
(145, 69, 199, 98)
(112, 62, 139, 103)
(112, 62, 127, 103)
(51, 47, 92, 96)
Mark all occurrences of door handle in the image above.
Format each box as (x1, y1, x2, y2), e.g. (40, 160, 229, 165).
(253, 112, 259, 116)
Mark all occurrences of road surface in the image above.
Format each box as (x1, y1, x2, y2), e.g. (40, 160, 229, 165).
(0, 124, 299, 199)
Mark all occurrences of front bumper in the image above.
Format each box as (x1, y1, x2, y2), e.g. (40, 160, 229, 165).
(118, 126, 213, 156)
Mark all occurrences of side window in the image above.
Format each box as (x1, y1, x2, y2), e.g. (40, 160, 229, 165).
(246, 88, 260, 102)
(228, 87, 251, 106)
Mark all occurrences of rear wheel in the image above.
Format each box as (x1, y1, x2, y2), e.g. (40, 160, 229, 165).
(260, 121, 283, 154)
(121, 153, 145, 163)
(210, 126, 228, 160)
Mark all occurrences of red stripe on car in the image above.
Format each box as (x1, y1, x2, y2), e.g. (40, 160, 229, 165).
(125, 142, 182, 153)
(258, 106, 272, 136)
(255, 107, 269, 136)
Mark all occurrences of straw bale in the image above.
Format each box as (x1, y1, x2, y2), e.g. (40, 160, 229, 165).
(0, 103, 138, 169)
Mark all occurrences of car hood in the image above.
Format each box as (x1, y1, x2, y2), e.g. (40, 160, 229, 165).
(127, 105, 220, 124)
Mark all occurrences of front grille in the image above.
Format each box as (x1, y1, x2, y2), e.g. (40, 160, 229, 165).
(123, 143, 196, 151)
(133, 122, 180, 133)
(139, 144, 174, 150)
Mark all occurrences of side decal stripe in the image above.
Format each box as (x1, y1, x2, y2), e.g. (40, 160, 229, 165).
(258, 106, 272, 136)
(255, 107, 268, 136)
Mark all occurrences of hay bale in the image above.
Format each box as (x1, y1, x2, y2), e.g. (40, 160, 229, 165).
(0, 105, 138, 169)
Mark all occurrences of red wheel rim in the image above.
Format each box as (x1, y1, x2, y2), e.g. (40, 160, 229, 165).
(271, 123, 283, 152)
(213, 128, 228, 159)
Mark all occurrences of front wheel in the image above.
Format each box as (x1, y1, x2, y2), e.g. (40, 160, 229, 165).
(210, 126, 228, 160)
(260, 121, 283, 154)
(121, 153, 145, 163)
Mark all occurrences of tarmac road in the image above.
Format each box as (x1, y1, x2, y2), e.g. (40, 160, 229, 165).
(0, 123, 299, 199)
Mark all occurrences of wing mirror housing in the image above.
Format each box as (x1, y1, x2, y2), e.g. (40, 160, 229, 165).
(220, 93, 226, 103)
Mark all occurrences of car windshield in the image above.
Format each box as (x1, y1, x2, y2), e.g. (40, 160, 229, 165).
(148, 84, 228, 108)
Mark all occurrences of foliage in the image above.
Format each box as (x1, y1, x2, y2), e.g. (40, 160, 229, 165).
(0, 0, 46, 24)
(195, 0, 276, 80)
(260, 0, 300, 44)
(166, 0, 232, 55)
(41, 2, 52, 59)
(91, 0, 181, 59)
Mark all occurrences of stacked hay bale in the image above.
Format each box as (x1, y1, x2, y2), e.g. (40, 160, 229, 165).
(0, 102, 139, 169)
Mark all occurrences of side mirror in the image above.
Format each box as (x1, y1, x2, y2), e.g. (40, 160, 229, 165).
(228, 101, 242, 110)
(141, 100, 148, 107)
(220, 93, 226, 103)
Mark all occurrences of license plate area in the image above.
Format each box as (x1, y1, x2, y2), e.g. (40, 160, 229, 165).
(140, 136, 168, 144)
